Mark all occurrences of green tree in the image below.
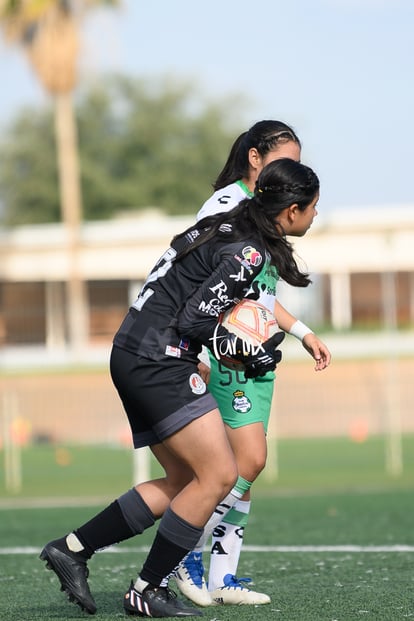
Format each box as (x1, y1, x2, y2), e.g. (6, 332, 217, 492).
(0, 107, 60, 224)
(0, 74, 247, 223)
(0, 0, 120, 350)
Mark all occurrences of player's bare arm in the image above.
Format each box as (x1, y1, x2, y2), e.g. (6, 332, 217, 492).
(273, 300, 297, 331)
(302, 333, 331, 371)
(274, 301, 330, 371)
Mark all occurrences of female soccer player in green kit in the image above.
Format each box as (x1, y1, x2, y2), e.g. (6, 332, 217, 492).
(175, 121, 331, 606)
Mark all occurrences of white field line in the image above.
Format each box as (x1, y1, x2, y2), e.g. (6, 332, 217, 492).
(2, 544, 414, 555)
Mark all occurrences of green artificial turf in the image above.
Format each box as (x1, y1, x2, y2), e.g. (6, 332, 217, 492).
(2, 434, 414, 503)
(1, 436, 414, 620)
(1, 491, 414, 620)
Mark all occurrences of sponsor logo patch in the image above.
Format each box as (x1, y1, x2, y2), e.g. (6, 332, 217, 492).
(165, 345, 181, 358)
(233, 254, 254, 275)
(242, 246, 262, 267)
(185, 229, 201, 243)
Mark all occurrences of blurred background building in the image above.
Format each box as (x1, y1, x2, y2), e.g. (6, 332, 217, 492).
(1, 205, 413, 352)
(1, 206, 413, 466)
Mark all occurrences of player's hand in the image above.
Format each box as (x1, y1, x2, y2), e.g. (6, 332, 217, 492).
(242, 331, 285, 379)
(302, 333, 331, 371)
(197, 361, 211, 384)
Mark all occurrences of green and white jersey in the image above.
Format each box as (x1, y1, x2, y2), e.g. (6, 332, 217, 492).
(197, 180, 252, 220)
(197, 179, 278, 428)
(245, 255, 279, 316)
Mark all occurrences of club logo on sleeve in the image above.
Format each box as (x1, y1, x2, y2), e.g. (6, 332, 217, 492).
(189, 373, 206, 395)
(218, 194, 231, 205)
(242, 246, 262, 267)
(232, 390, 252, 413)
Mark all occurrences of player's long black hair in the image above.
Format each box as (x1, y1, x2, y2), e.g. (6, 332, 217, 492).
(213, 120, 301, 190)
(174, 158, 319, 288)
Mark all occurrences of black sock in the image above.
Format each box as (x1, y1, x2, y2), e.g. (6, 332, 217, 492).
(140, 507, 203, 586)
(76, 488, 155, 556)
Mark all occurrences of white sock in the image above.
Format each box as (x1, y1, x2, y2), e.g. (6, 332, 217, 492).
(192, 489, 241, 554)
(208, 499, 251, 591)
(66, 532, 84, 553)
(134, 576, 149, 592)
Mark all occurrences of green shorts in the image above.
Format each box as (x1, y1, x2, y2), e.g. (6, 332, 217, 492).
(208, 352, 275, 432)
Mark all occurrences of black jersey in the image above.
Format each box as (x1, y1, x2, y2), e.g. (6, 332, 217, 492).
(113, 225, 267, 363)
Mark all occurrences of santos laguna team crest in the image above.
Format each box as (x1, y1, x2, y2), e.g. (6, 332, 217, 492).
(232, 389, 252, 413)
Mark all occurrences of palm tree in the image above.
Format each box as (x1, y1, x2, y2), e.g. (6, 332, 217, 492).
(0, 0, 120, 352)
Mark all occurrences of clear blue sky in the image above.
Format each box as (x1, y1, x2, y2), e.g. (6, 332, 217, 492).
(1, 0, 413, 213)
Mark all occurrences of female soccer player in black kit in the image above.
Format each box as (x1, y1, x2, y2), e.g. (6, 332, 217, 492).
(40, 158, 320, 618)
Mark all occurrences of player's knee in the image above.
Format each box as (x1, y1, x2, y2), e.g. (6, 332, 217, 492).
(164, 477, 191, 498)
(216, 462, 238, 498)
(240, 454, 266, 482)
(166, 468, 193, 493)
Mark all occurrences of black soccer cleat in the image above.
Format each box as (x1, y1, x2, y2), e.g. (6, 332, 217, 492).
(40, 537, 97, 615)
(124, 580, 203, 617)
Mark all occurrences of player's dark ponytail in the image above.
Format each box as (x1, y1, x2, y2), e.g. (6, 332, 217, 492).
(174, 158, 319, 288)
(213, 120, 301, 190)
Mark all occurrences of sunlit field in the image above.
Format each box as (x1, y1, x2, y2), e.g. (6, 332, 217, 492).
(1, 436, 414, 620)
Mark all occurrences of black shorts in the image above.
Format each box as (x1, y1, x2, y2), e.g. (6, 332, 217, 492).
(110, 345, 218, 448)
